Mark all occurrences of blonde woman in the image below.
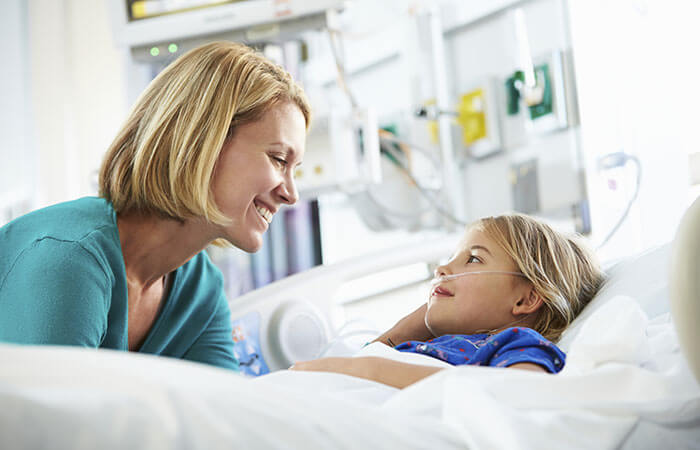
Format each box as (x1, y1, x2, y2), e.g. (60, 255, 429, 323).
(292, 214, 605, 388)
(0, 42, 310, 370)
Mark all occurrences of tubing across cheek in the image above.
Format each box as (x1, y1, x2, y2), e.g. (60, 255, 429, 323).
(430, 270, 527, 286)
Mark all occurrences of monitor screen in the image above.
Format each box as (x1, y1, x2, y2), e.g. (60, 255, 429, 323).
(109, 0, 344, 48)
(126, 0, 244, 22)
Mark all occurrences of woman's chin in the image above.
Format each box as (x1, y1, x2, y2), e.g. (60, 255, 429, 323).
(243, 237, 264, 253)
(225, 231, 264, 253)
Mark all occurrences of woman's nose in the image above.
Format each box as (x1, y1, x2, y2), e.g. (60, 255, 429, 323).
(276, 175, 299, 205)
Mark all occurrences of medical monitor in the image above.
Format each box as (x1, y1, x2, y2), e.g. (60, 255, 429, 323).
(108, 0, 344, 61)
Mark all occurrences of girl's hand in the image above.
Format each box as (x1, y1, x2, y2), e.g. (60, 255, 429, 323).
(374, 303, 434, 346)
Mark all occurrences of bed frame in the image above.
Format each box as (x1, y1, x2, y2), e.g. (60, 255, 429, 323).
(669, 195, 700, 382)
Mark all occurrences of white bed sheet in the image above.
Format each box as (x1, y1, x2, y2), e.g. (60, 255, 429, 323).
(1, 295, 698, 449)
(0, 345, 460, 450)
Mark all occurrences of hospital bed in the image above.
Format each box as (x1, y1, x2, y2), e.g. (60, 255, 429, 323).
(2, 199, 700, 449)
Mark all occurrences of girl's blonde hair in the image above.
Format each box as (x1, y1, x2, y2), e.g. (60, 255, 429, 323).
(99, 41, 311, 224)
(475, 214, 605, 342)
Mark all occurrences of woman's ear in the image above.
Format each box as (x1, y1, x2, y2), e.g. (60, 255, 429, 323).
(513, 287, 544, 315)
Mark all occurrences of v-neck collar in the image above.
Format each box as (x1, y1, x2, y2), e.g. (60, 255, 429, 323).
(136, 268, 178, 352)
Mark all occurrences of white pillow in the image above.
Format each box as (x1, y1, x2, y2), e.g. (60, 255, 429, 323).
(562, 295, 650, 372)
(558, 243, 671, 352)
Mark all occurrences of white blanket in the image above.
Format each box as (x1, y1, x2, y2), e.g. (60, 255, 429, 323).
(1, 296, 698, 449)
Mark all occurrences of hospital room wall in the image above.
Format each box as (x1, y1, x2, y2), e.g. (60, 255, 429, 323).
(0, 0, 35, 223)
(2, 0, 128, 217)
(568, 0, 700, 261)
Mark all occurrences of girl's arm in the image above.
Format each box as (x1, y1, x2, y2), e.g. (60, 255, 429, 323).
(291, 356, 444, 389)
(373, 303, 434, 346)
(291, 357, 548, 389)
(508, 362, 547, 372)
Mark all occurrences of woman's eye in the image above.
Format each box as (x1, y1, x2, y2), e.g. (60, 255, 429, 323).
(466, 255, 480, 264)
(271, 155, 288, 166)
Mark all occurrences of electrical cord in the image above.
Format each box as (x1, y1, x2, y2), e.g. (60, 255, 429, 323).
(327, 29, 358, 109)
(363, 189, 433, 219)
(316, 328, 382, 359)
(378, 133, 442, 169)
(595, 152, 642, 250)
(326, 28, 467, 227)
(380, 139, 469, 226)
(360, 136, 435, 220)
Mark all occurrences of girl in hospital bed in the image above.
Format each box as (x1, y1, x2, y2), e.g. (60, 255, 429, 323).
(291, 214, 605, 388)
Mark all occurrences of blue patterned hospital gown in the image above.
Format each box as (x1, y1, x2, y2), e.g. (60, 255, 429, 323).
(395, 327, 566, 373)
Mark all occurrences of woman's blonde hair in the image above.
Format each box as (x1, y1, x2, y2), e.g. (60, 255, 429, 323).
(99, 41, 311, 224)
(475, 214, 605, 342)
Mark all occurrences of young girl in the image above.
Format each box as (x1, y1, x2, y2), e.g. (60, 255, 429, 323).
(291, 214, 605, 388)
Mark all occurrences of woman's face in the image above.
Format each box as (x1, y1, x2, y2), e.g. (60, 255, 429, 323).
(210, 101, 306, 252)
(425, 227, 533, 336)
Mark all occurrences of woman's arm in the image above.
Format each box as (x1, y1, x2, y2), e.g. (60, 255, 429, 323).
(291, 356, 444, 389)
(373, 303, 435, 346)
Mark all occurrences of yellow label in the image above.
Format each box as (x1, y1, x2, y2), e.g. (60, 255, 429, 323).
(456, 89, 487, 146)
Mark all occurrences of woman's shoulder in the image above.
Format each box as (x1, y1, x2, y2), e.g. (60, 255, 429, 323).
(1, 197, 117, 242)
(0, 197, 122, 285)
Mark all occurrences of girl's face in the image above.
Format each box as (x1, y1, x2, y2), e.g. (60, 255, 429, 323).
(425, 227, 533, 336)
(210, 101, 306, 252)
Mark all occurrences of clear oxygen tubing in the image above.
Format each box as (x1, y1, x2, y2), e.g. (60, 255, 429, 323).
(315, 329, 383, 359)
(315, 318, 382, 359)
(430, 270, 528, 285)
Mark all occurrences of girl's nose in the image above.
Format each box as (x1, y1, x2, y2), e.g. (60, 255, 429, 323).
(434, 264, 449, 278)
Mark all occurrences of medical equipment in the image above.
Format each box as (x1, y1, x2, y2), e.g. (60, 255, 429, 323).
(108, 0, 345, 62)
(595, 151, 642, 250)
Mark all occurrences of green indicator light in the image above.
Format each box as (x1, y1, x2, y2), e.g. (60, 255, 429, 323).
(168, 43, 178, 53)
(150, 47, 160, 57)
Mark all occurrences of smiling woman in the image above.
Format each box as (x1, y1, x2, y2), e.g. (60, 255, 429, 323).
(0, 41, 310, 370)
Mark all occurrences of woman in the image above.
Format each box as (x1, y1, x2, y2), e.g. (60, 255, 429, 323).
(292, 214, 605, 387)
(0, 42, 311, 370)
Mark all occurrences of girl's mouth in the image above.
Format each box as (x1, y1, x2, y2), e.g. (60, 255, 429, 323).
(431, 285, 453, 297)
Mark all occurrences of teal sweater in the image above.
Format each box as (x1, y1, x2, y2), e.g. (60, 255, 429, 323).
(0, 197, 238, 370)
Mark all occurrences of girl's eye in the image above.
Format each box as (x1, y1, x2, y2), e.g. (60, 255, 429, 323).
(466, 255, 480, 264)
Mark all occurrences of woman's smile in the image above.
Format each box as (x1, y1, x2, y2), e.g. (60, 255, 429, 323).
(253, 200, 275, 224)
